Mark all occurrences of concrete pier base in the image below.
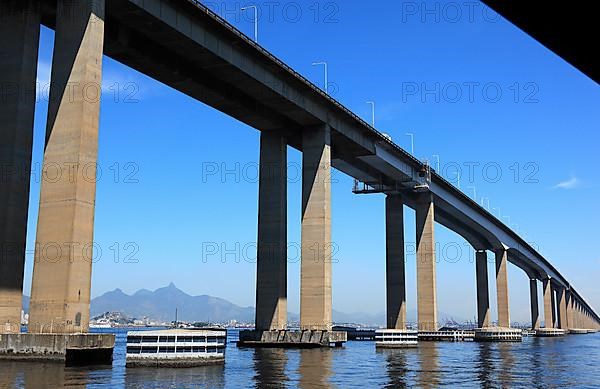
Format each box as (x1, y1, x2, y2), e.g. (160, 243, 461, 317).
(0, 333, 114, 365)
(237, 330, 346, 348)
(474, 327, 522, 342)
(535, 328, 566, 337)
(375, 329, 418, 348)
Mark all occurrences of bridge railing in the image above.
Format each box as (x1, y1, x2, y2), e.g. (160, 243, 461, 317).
(182, 1, 418, 157)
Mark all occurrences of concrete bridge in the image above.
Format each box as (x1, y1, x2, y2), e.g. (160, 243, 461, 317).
(1, 0, 599, 342)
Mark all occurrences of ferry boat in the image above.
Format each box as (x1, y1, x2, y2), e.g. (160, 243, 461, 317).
(126, 328, 227, 367)
(89, 318, 112, 329)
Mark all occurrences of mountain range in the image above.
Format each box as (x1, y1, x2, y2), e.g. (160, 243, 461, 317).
(22, 283, 466, 325)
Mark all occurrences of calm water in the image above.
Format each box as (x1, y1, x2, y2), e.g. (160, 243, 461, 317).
(1, 329, 599, 388)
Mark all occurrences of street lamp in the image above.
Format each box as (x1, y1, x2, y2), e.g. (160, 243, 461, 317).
(480, 197, 490, 211)
(312, 61, 328, 94)
(366, 101, 375, 127)
(493, 207, 500, 218)
(405, 133, 414, 154)
(432, 154, 440, 172)
(241, 5, 258, 43)
(467, 186, 477, 201)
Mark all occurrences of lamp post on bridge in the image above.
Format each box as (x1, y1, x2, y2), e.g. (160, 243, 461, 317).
(492, 207, 501, 218)
(312, 61, 328, 94)
(467, 186, 477, 201)
(405, 133, 414, 155)
(480, 197, 490, 211)
(366, 101, 375, 127)
(432, 154, 440, 172)
(241, 5, 259, 43)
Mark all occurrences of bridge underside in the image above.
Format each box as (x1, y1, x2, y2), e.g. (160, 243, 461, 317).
(1, 0, 597, 335)
(482, 0, 598, 84)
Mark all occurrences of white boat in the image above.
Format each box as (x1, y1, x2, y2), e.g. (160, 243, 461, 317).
(90, 318, 112, 329)
(126, 328, 227, 367)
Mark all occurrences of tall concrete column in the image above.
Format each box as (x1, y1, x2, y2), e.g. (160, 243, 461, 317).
(557, 287, 568, 330)
(550, 285, 558, 328)
(542, 279, 554, 328)
(255, 132, 287, 330)
(566, 291, 575, 330)
(385, 194, 406, 329)
(0, 0, 40, 334)
(415, 192, 437, 331)
(529, 279, 540, 329)
(300, 124, 332, 331)
(475, 251, 490, 328)
(495, 249, 510, 328)
(28, 0, 105, 334)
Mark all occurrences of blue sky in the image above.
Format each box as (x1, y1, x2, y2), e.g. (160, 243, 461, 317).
(23, 0, 600, 324)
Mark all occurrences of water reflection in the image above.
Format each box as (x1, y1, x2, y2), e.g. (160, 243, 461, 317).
(0, 362, 90, 389)
(379, 348, 409, 388)
(0, 361, 23, 388)
(124, 364, 225, 389)
(498, 343, 515, 387)
(252, 348, 288, 388)
(298, 348, 332, 389)
(476, 343, 494, 387)
(418, 343, 439, 388)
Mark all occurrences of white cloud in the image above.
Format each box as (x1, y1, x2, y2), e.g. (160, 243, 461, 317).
(34, 59, 156, 102)
(553, 177, 580, 190)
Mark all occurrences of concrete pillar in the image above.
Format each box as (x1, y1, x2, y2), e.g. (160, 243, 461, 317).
(542, 279, 554, 328)
(529, 279, 540, 329)
(566, 291, 574, 330)
(0, 0, 40, 334)
(495, 249, 510, 328)
(300, 124, 332, 331)
(550, 286, 558, 328)
(28, 0, 105, 334)
(415, 192, 437, 331)
(255, 132, 287, 330)
(557, 287, 568, 330)
(475, 251, 490, 328)
(385, 194, 406, 329)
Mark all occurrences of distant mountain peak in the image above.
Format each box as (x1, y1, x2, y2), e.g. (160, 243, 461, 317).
(90, 284, 255, 323)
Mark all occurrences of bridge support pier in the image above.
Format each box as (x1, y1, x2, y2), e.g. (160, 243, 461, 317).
(385, 194, 406, 329)
(28, 0, 105, 334)
(475, 251, 490, 328)
(495, 249, 510, 327)
(255, 132, 288, 331)
(0, 0, 40, 334)
(542, 279, 555, 328)
(557, 286, 569, 330)
(566, 291, 575, 330)
(551, 283, 558, 328)
(415, 193, 437, 332)
(300, 124, 332, 331)
(529, 279, 540, 329)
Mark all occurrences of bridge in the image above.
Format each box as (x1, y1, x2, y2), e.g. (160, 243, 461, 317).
(1, 0, 598, 348)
